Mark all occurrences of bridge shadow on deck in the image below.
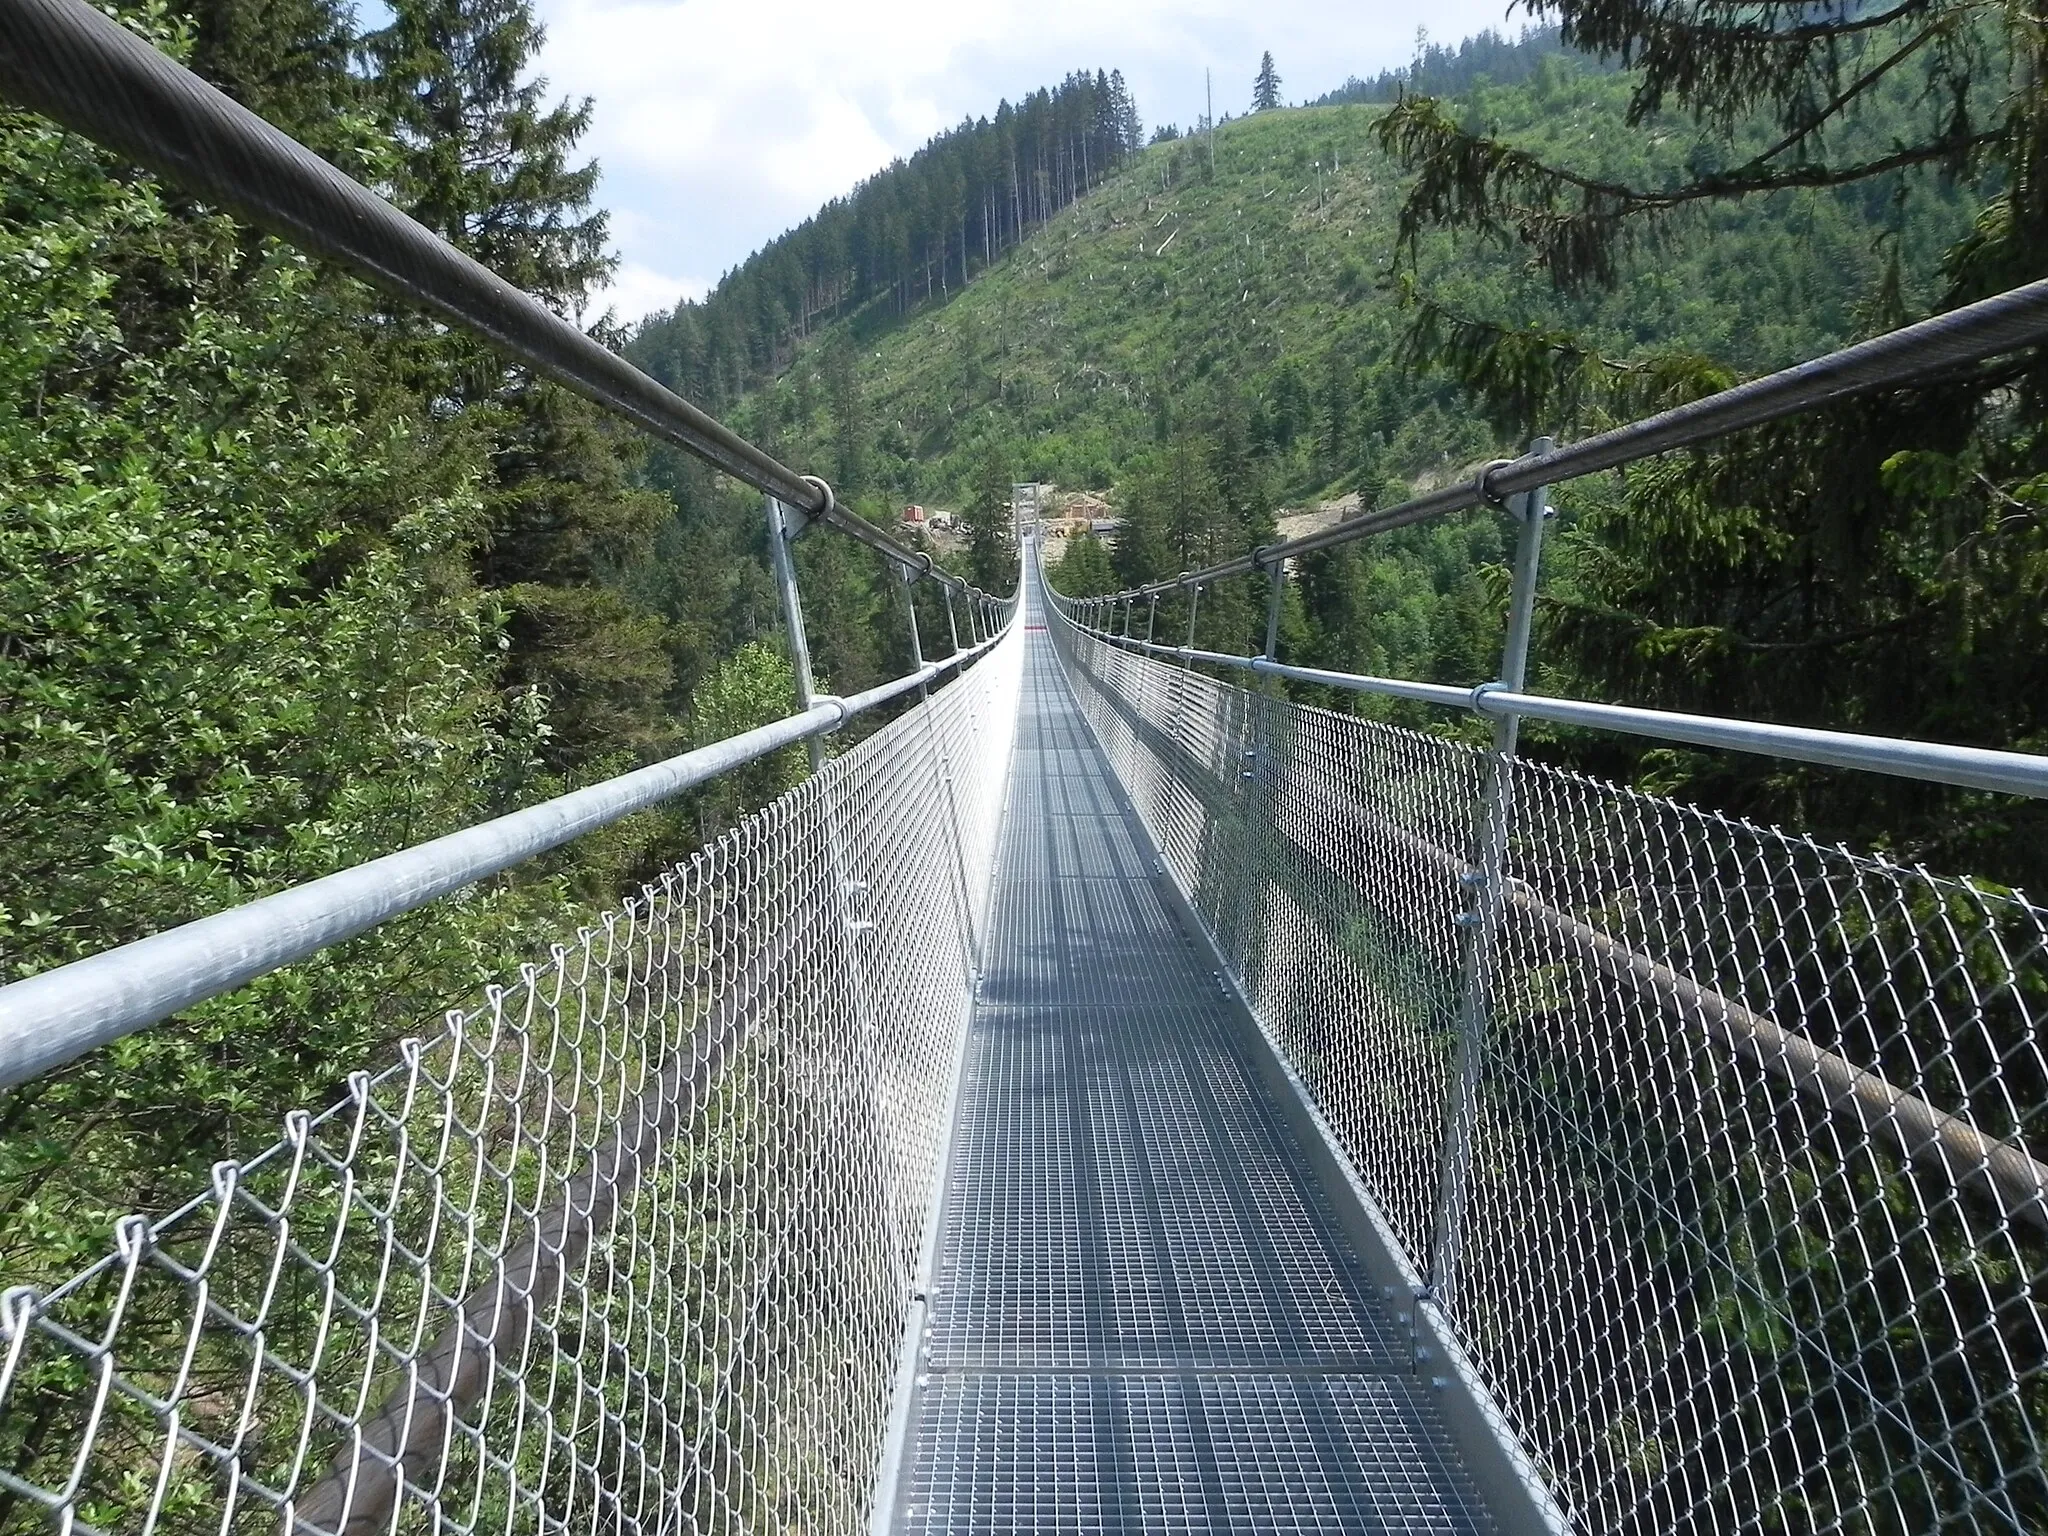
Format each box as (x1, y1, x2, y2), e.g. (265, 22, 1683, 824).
(893, 586, 1493, 1533)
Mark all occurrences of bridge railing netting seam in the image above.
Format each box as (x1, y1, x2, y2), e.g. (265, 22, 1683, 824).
(0, 631, 1023, 1536)
(1046, 593, 2047, 1536)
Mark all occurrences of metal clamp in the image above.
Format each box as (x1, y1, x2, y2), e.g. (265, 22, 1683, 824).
(1474, 459, 1519, 511)
(1469, 680, 1512, 716)
(787, 474, 835, 538)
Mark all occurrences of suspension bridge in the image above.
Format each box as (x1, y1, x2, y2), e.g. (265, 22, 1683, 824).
(0, 0, 2044, 1531)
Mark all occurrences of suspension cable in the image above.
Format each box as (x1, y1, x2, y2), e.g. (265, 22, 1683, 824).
(1103, 275, 2048, 596)
(0, 0, 989, 596)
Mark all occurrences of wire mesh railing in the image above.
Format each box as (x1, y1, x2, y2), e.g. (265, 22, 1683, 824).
(1046, 591, 2047, 1535)
(0, 628, 1022, 1536)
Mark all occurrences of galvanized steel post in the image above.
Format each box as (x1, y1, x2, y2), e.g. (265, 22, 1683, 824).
(1172, 582, 1201, 746)
(766, 494, 827, 774)
(1262, 558, 1286, 663)
(898, 563, 928, 696)
(1428, 437, 1555, 1310)
(1226, 556, 1290, 979)
(905, 565, 983, 970)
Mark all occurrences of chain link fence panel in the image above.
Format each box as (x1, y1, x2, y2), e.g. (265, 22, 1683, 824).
(1048, 598, 2047, 1536)
(0, 632, 1021, 1536)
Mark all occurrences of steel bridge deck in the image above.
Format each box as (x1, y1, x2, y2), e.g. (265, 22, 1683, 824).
(890, 596, 1493, 1533)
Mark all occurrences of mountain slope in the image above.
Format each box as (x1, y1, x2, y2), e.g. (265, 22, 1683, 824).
(712, 55, 1973, 515)
(623, 45, 2033, 887)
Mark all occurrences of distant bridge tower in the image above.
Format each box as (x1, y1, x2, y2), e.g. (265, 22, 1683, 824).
(1011, 481, 1044, 532)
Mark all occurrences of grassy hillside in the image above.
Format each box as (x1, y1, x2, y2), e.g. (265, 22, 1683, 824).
(631, 50, 2036, 887)
(716, 56, 1973, 517)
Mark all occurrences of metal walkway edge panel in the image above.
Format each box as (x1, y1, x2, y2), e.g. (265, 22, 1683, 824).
(891, 578, 1493, 1533)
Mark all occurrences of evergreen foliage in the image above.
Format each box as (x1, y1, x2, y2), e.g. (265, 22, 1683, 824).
(0, 80, 580, 1293)
(627, 69, 1146, 412)
(1373, 0, 2048, 881)
(183, 0, 364, 151)
(360, 0, 607, 308)
(359, 0, 676, 776)
(961, 442, 1020, 594)
(1375, 1, 2030, 296)
(1254, 52, 1283, 112)
(1310, 26, 1596, 107)
(1, 0, 767, 1300)
(1050, 530, 1117, 595)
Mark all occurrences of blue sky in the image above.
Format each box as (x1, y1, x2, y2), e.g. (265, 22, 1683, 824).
(529, 0, 1528, 325)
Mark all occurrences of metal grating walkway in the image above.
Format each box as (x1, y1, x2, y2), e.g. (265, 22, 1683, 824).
(890, 582, 1494, 1533)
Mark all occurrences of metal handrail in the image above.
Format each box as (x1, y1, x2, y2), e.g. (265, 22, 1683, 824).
(1068, 625, 2048, 801)
(0, 0, 995, 599)
(1045, 590, 2048, 1232)
(1054, 281, 2048, 798)
(0, 628, 1013, 1089)
(0, 0, 1033, 1090)
(1082, 277, 2048, 595)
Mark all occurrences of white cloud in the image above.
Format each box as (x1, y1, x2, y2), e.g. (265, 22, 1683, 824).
(594, 260, 706, 325)
(541, 0, 1523, 324)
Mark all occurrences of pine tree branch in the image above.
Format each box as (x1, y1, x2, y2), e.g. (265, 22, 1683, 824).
(1378, 93, 2000, 288)
(1555, 0, 1957, 127)
(1390, 281, 1733, 432)
(1561, 0, 1936, 46)
(1737, 14, 1952, 170)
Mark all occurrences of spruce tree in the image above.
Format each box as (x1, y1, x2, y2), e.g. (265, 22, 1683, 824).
(361, 0, 671, 772)
(821, 332, 868, 493)
(1110, 69, 1142, 151)
(1253, 52, 1282, 112)
(360, 0, 608, 308)
(185, 0, 362, 156)
(1373, 0, 2048, 879)
(962, 442, 1019, 594)
(1051, 531, 1115, 596)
